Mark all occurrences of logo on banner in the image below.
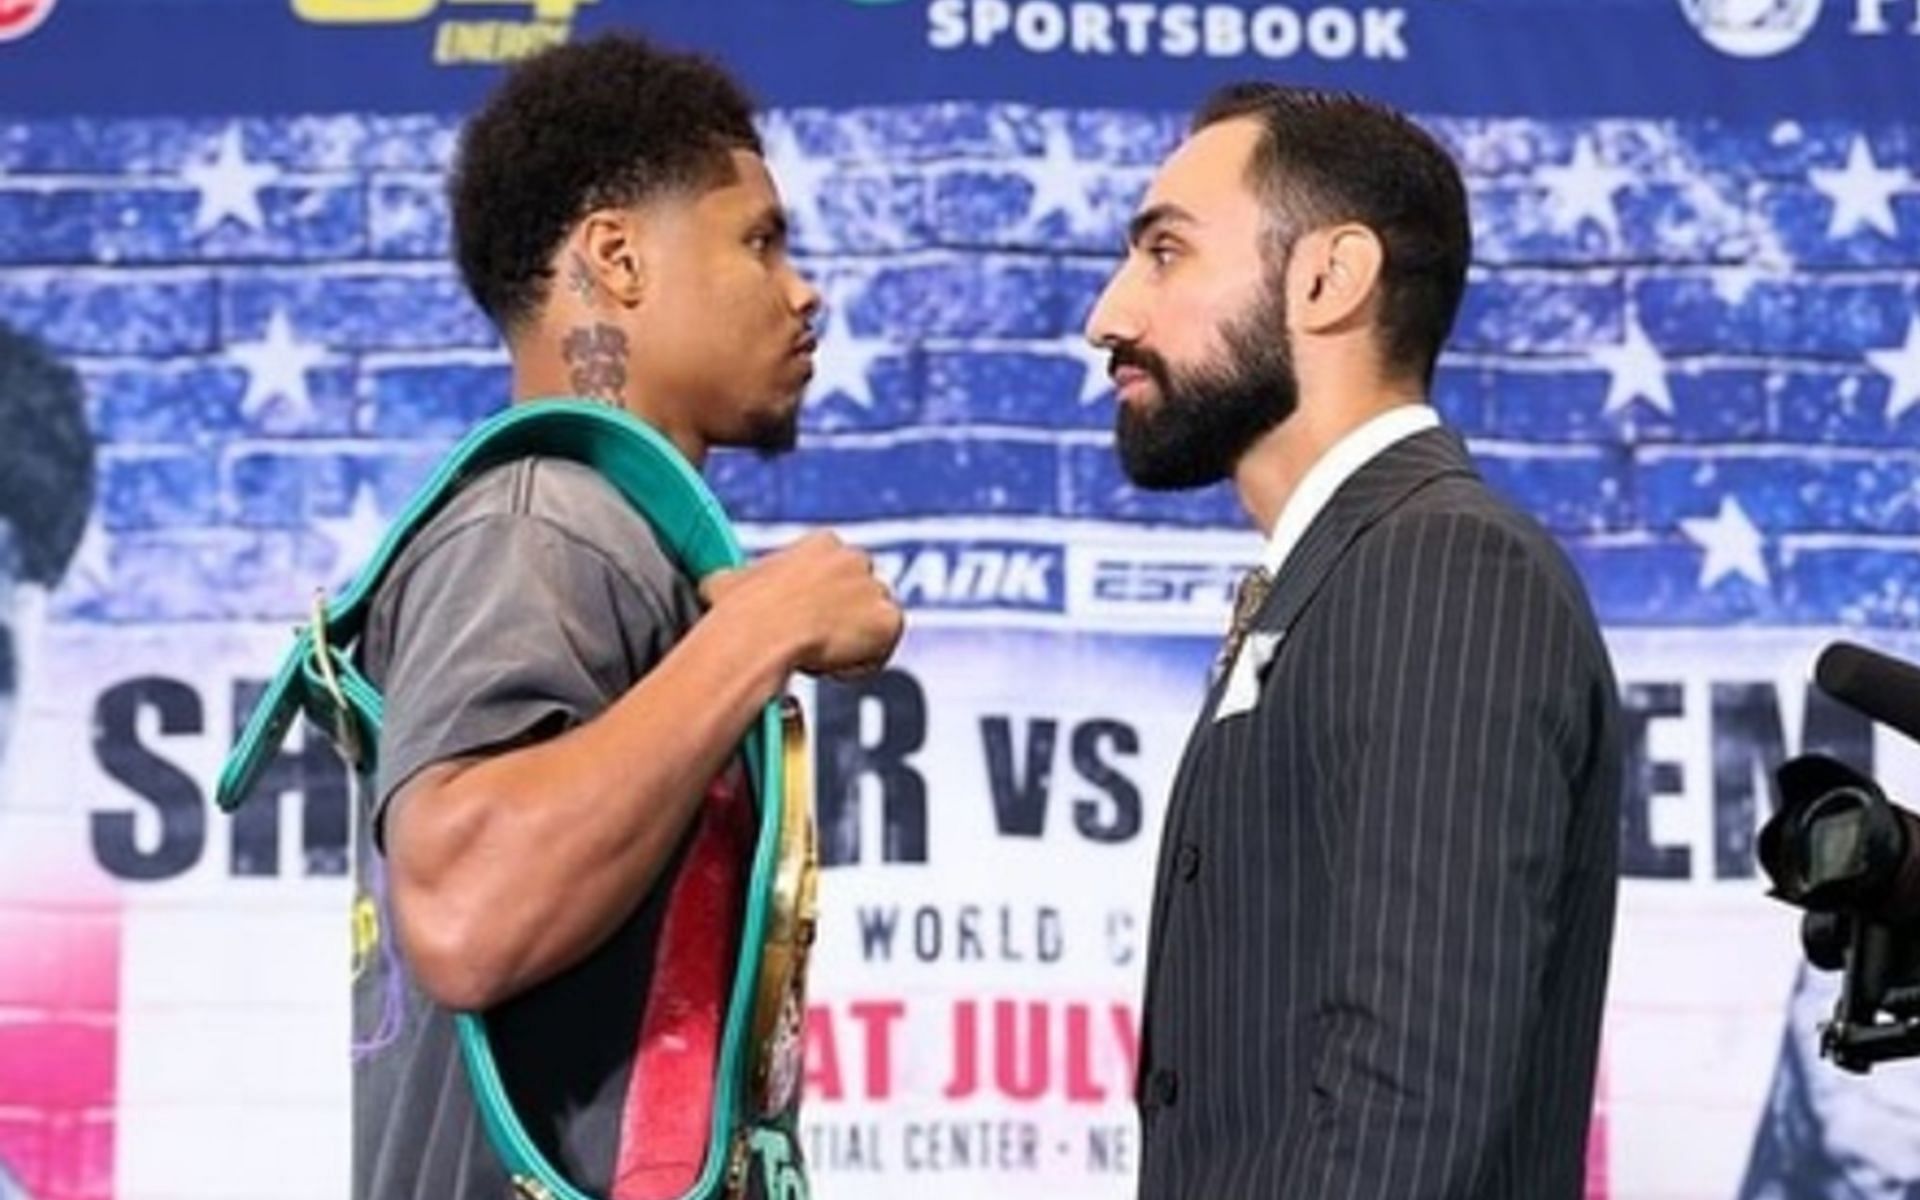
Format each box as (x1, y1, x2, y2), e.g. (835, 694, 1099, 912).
(1083, 557, 1246, 622)
(291, 0, 597, 64)
(1678, 0, 1821, 57)
(870, 541, 1064, 611)
(0, 0, 58, 44)
(917, 0, 1413, 61)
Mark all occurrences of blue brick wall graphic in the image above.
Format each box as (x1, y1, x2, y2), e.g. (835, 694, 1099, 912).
(3, 109, 1915, 630)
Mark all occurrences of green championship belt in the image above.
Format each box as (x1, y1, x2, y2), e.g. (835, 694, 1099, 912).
(214, 399, 816, 1200)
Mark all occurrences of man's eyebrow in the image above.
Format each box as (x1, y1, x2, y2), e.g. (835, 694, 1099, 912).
(1127, 203, 1197, 248)
(758, 205, 790, 238)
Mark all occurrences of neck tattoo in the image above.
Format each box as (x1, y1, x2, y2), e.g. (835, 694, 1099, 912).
(561, 323, 629, 407)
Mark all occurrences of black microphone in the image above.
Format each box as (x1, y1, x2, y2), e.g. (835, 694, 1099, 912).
(1815, 641, 1920, 746)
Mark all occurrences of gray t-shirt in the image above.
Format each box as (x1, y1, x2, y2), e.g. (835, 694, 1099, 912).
(351, 455, 703, 1199)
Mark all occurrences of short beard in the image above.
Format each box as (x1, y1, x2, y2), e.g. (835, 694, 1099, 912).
(743, 405, 800, 460)
(1113, 279, 1297, 491)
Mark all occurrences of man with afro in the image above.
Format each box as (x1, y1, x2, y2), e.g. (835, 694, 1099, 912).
(352, 33, 902, 1198)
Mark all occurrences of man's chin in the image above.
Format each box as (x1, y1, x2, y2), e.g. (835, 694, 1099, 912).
(1116, 413, 1228, 491)
(744, 411, 800, 459)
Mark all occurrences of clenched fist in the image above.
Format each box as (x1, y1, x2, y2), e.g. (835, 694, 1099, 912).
(699, 531, 904, 678)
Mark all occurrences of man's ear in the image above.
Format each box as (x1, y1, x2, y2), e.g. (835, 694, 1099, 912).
(574, 209, 647, 309)
(1290, 223, 1384, 335)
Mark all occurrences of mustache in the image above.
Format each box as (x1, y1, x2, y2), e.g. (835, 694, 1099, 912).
(1107, 342, 1171, 386)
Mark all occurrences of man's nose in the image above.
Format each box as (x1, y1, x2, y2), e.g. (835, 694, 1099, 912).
(1084, 268, 1139, 351)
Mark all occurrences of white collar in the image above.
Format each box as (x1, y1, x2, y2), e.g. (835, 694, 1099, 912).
(1260, 405, 1440, 578)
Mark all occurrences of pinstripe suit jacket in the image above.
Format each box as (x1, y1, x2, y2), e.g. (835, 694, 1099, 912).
(1136, 426, 1621, 1200)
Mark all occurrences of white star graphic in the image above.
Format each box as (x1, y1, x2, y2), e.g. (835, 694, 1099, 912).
(229, 310, 329, 425)
(180, 126, 277, 236)
(1594, 311, 1674, 416)
(808, 280, 890, 410)
(1062, 333, 1115, 406)
(1535, 136, 1632, 244)
(1810, 136, 1909, 240)
(1025, 119, 1103, 232)
(760, 114, 837, 242)
(312, 484, 388, 591)
(1681, 496, 1770, 589)
(1867, 315, 1920, 422)
(1710, 264, 1770, 306)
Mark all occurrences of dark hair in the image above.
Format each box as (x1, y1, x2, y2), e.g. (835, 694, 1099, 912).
(450, 32, 762, 333)
(0, 320, 92, 586)
(1194, 83, 1471, 385)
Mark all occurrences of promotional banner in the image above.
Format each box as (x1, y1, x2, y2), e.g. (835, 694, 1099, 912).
(0, 0, 1913, 118)
(1, 1, 1917, 1198)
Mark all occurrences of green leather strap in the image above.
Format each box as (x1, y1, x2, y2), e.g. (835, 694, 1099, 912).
(216, 399, 786, 1200)
(217, 399, 748, 809)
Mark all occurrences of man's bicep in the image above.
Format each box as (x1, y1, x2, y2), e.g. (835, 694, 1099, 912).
(380, 756, 479, 868)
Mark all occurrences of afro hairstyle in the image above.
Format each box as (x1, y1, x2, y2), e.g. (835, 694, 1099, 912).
(450, 31, 763, 333)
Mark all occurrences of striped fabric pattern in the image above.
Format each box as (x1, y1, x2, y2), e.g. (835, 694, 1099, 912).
(1136, 426, 1623, 1200)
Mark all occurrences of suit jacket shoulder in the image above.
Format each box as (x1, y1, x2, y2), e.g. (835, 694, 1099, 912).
(1254, 426, 1602, 658)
